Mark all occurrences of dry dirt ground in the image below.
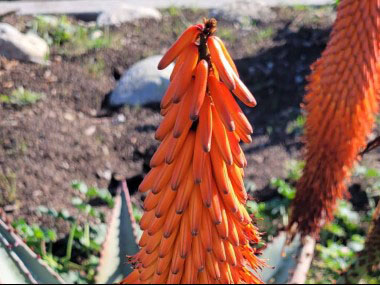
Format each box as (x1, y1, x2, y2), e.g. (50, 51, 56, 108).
(0, 7, 378, 235)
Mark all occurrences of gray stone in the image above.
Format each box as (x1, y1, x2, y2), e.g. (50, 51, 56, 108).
(97, 5, 162, 27)
(109, 55, 174, 107)
(0, 23, 49, 63)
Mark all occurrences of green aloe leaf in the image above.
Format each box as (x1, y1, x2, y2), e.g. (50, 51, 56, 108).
(261, 232, 302, 284)
(0, 216, 65, 284)
(95, 181, 140, 284)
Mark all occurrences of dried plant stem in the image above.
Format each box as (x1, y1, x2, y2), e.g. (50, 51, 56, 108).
(288, 236, 316, 284)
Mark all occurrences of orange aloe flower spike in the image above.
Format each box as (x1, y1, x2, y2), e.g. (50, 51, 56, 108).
(289, 0, 380, 237)
(122, 18, 263, 284)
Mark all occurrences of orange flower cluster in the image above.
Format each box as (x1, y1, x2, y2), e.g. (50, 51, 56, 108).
(289, 0, 380, 237)
(122, 19, 263, 284)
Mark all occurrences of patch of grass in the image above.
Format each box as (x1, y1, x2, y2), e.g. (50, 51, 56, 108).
(188, 6, 202, 14)
(0, 170, 17, 207)
(0, 87, 45, 106)
(285, 160, 305, 181)
(31, 16, 74, 46)
(68, 27, 112, 53)
(29, 16, 112, 56)
(354, 165, 380, 179)
(256, 27, 274, 42)
(217, 27, 238, 43)
(167, 5, 181, 17)
(286, 114, 306, 135)
(13, 181, 113, 284)
(293, 5, 310, 11)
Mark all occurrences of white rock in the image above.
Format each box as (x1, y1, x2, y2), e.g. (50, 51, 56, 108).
(85, 126, 97, 136)
(0, 23, 49, 63)
(109, 55, 174, 107)
(97, 5, 162, 27)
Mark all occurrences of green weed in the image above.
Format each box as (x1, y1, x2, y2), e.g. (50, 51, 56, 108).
(13, 181, 113, 284)
(0, 87, 45, 106)
(29, 16, 112, 56)
(218, 27, 238, 43)
(286, 114, 306, 135)
(167, 6, 181, 17)
(293, 5, 310, 11)
(256, 27, 274, 41)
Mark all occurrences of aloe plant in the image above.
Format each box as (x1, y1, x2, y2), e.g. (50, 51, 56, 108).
(95, 181, 140, 284)
(0, 181, 140, 284)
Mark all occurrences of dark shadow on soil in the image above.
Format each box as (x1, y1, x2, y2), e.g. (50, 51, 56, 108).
(236, 24, 331, 152)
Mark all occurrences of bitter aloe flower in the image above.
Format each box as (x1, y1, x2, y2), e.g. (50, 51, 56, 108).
(122, 19, 263, 284)
(289, 0, 380, 237)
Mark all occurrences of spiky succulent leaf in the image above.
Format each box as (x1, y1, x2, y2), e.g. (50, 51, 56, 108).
(0, 241, 31, 284)
(95, 181, 140, 284)
(0, 217, 65, 284)
(261, 232, 302, 284)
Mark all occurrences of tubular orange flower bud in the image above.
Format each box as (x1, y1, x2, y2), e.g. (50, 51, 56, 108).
(122, 18, 263, 284)
(155, 102, 180, 141)
(289, 0, 380, 237)
(208, 36, 236, 90)
(198, 96, 213, 152)
(214, 36, 239, 77)
(193, 125, 206, 184)
(190, 59, 209, 121)
(209, 74, 236, 132)
(172, 45, 199, 104)
(158, 24, 204, 70)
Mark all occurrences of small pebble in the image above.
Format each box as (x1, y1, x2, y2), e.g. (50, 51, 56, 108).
(85, 126, 97, 136)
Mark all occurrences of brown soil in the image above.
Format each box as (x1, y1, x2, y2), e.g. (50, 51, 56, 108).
(0, 7, 377, 235)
